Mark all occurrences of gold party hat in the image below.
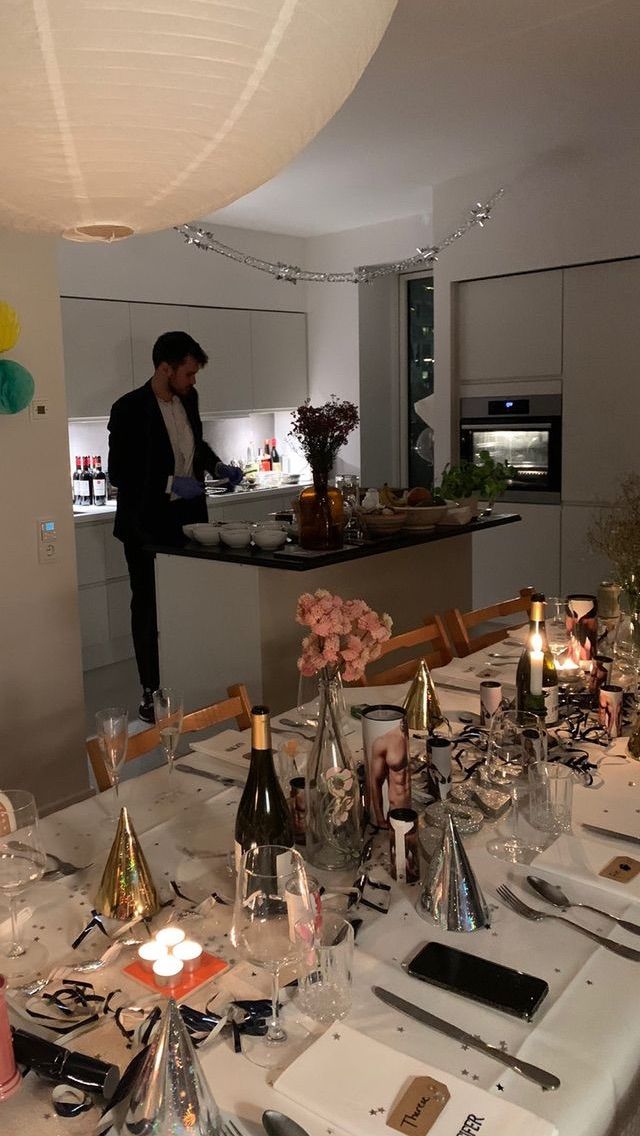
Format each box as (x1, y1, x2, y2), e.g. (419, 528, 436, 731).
(403, 657, 445, 732)
(95, 807, 160, 921)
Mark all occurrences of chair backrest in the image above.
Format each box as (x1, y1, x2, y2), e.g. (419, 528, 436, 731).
(445, 588, 534, 657)
(87, 682, 253, 792)
(357, 614, 453, 686)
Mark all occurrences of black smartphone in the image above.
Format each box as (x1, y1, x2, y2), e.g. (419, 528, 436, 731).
(405, 942, 549, 1021)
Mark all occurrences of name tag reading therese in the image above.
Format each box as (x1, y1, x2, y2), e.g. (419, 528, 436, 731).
(387, 1076, 486, 1136)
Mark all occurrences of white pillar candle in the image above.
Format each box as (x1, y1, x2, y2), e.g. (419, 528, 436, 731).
(137, 940, 168, 972)
(172, 939, 203, 973)
(155, 927, 186, 951)
(152, 956, 184, 987)
(530, 633, 543, 696)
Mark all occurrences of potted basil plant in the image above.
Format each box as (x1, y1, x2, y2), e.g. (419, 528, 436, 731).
(437, 451, 514, 515)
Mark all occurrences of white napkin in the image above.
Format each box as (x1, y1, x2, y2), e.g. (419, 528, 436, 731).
(274, 1024, 557, 1136)
(531, 831, 640, 908)
(183, 728, 252, 783)
(433, 656, 516, 694)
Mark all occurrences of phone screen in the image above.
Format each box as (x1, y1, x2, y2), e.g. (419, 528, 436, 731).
(406, 942, 549, 1021)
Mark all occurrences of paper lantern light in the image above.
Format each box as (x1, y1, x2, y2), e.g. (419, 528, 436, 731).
(1, 0, 397, 241)
(0, 303, 20, 354)
(0, 361, 34, 415)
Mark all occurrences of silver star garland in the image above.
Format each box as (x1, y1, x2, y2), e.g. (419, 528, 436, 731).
(175, 189, 504, 285)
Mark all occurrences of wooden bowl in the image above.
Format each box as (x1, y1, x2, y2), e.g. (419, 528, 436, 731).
(360, 510, 406, 536)
(393, 504, 448, 527)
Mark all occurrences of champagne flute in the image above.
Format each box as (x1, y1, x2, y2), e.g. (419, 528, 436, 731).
(95, 707, 128, 806)
(153, 687, 184, 781)
(485, 709, 545, 785)
(0, 790, 47, 960)
(231, 844, 311, 1068)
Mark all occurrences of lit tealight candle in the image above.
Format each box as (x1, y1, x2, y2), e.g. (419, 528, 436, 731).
(155, 927, 186, 951)
(152, 956, 184, 988)
(137, 940, 168, 972)
(172, 939, 203, 973)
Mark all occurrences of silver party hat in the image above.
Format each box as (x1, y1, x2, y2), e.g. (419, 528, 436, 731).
(112, 999, 221, 1136)
(416, 813, 490, 932)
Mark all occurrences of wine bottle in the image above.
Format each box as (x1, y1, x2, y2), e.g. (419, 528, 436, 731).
(72, 456, 82, 504)
(516, 593, 559, 724)
(77, 456, 92, 506)
(270, 437, 281, 473)
(92, 455, 107, 506)
(261, 440, 272, 472)
(234, 705, 294, 871)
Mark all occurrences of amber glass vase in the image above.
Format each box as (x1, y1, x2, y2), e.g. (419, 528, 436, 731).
(298, 470, 344, 550)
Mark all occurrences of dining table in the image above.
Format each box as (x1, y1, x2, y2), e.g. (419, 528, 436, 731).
(3, 643, 640, 1136)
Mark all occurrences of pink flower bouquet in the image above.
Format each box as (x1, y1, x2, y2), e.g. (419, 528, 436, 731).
(296, 589, 392, 683)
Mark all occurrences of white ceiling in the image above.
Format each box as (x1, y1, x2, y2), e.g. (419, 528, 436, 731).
(207, 0, 640, 236)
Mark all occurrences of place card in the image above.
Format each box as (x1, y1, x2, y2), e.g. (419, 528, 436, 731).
(387, 1076, 450, 1136)
(599, 856, 640, 884)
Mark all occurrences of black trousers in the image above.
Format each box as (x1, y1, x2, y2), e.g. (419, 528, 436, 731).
(124, 497, 207, 693)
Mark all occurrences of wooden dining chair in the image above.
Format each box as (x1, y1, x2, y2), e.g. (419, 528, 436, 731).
(87, 682, 253, 791)
(444, 587, 534, 657)
(356, 615, 453, 686)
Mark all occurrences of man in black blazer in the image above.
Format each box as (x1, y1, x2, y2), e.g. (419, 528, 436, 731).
(108, 330, 240, 722)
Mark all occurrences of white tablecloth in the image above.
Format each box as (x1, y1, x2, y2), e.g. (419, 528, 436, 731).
(3, 664, 640, 1136)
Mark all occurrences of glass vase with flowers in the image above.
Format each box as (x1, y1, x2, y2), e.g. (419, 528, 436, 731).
(289, 397, 359, 549)
(297, 589, 392, 869)
(589, 474, 640, 654)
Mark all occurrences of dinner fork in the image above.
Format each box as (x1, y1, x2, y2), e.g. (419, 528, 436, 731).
(497, 885, 640, 961)
(221, 1119, 247, 1136)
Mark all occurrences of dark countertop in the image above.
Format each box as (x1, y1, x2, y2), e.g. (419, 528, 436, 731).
(149, 512, 520, 572)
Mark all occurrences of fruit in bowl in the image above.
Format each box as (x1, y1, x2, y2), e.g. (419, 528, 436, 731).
(358, 506, 407, 537)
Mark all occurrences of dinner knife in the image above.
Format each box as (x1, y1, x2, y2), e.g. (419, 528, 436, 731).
(372, 986, 560, 1092)
(175, 763, 238, 783)
(582, 823, 640, 846)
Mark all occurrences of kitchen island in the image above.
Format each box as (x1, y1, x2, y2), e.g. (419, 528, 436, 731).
(152, 513, 520, 713)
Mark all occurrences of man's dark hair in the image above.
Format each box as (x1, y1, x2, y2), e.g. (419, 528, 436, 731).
(152, 331, 208, 369)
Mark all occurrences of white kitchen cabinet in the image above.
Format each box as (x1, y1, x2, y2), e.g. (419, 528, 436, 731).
(456, 270, 563, 384)
(471, 504, 561, 608)
(562, 259, 640, 503)
(129, 303, 192, 387)
(62, 298, 133, 417)
(188, 308, 252, 413)
(74, 518, 133, 670)
(251, 311, 307, 409)
(560, 505, 612, 596)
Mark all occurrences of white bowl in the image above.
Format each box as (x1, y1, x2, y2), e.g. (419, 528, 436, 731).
(253, 528, 287, 550)
(220, 527, 252, 548)
(186, 523, 220, 546)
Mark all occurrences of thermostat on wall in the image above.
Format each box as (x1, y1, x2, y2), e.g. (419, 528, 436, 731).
(37, 518, 57, 563)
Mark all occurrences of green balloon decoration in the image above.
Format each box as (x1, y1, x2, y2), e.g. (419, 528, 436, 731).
(0, 359, 35, 414)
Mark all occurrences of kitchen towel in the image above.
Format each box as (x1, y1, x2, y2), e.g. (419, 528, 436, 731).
(274, 1024, 557, 1136)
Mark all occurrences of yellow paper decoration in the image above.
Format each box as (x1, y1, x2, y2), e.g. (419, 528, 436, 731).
(0, 303, 20, 353)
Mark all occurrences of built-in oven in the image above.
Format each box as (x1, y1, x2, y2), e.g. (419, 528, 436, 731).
(459, 394, 562, 502)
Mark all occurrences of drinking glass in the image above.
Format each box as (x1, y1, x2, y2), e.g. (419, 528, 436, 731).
(295, 913, 354, 1024)
(485, 709, 546, 785)
(613, 615, 640, 693)
(153, 687, 184, 780)
(528, 762, 574, 835)
(486, 781, 545, 863)
(546, 597, 571, 661)
(95, 707, 128, 804)
(0, 791, 47, 959)
(231, 844, 311, 1068)
(296, 671, 319, 727)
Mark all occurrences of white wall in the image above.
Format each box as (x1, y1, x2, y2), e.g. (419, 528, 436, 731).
(305, 209, 432, 477)
(57, 223, 309, 312)
(0, 231, 86, 812)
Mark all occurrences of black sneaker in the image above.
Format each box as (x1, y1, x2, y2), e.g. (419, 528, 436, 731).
(138, 689, 155, 724)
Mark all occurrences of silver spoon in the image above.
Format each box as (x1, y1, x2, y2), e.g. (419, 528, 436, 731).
(527, 875, 640, 935)
(263, 1111, 312, 1136)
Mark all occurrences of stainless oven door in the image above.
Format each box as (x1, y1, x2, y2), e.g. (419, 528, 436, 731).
(460, 419, 561, 500)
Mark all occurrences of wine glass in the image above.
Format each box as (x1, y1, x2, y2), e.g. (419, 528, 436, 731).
(95, 707, 128, 806)
(545, 597, 571, 662)
(486, 780, 545, 864)
(231, 844, 311, 1068)
(485, 709, 546, 785)
(153, 687, 184, 786)
(0, 790, 47, 960)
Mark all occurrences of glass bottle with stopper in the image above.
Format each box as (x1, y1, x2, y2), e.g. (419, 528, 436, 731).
(516, 593, 559, 725)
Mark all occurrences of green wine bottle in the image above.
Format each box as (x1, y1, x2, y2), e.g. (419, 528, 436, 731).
(515, 593, 559, 725)
(234, 705, 294, 871)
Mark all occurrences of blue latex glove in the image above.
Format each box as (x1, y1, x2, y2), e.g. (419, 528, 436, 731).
(172, 475, 204, 500)
(216, 463, 244, 487)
